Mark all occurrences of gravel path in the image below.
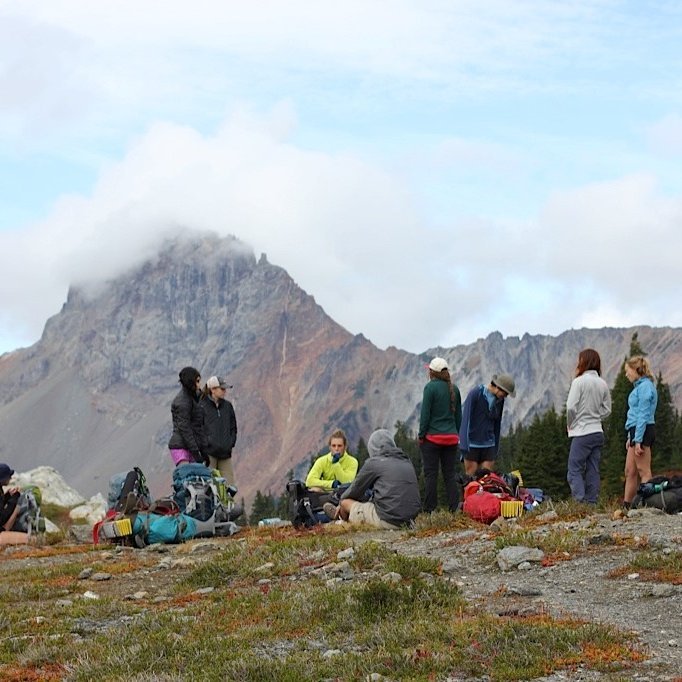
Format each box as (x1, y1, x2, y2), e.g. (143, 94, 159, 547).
(393, 508, 682, 681)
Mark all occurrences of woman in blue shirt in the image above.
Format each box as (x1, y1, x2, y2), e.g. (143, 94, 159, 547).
(623, 356, 658, 507)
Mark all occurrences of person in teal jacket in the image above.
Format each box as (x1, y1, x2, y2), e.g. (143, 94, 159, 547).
(305, 429, 359, 492)
(623, 356, 658, 506)
(418, 357, 462, 512)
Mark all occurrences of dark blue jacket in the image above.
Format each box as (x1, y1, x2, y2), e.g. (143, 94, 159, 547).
(459, 384, 505, 453)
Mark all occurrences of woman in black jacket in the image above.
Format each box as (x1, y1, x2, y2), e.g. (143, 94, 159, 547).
(168, 366, 207, 466)
(201, 376, 238, 486)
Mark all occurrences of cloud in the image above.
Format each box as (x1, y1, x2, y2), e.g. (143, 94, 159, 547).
(3, 3, 682, 354)
(647, 114, 682, 157)
(2, 105, 682, 357)
(2, 0, 663, 150)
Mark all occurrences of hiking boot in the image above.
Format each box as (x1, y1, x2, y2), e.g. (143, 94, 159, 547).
(322, 502, 339, 520)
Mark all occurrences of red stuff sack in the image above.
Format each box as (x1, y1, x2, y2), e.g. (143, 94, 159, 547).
(462, 490, 501, 524)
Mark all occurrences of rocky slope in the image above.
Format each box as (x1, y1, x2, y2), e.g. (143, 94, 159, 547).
(0, 232, 681, 504)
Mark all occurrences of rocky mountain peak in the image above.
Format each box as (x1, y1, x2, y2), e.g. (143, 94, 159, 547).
(1, 232, 681, 505)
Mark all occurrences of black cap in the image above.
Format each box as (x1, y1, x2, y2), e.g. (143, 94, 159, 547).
(0, 463, 15, 481)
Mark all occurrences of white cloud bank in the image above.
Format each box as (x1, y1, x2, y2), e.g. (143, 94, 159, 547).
(2, 108, 682, 355)
(2, 2, 682, 354)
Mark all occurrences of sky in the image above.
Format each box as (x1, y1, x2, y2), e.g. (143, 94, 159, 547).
(1, 1, 682, 355)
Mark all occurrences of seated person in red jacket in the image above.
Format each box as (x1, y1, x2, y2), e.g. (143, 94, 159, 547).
(305, 429, 358, 492)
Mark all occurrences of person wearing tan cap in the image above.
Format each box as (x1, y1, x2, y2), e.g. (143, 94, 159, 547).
(459, 373, 515, 476)
(201, 376, 238, 486)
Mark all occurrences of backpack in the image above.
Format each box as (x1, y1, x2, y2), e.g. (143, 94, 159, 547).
(286, 480, 319, 528)
(476, 472, 515, 498)
(173, 463, 218, 521)
(631, 475, 682, 514)
(108, 468, 152, 513)
(462, 486, 502, 524)
(13, 486, 45, 534)
(285, 480, 344, 528)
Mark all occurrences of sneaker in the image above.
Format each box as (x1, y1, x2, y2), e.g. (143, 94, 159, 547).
(322, 502, 339, 520)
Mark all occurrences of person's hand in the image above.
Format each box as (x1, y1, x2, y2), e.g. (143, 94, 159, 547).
(635, 443, 644, 457)
(625, 438, 630, 452)
(331, 480, 340, 489)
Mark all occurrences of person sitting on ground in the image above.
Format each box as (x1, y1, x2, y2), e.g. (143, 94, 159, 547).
(459, 373, 515, 477)
(0, 463, 32, 545)
(323, 429, 421, 529)
(305, 429, 358, 492)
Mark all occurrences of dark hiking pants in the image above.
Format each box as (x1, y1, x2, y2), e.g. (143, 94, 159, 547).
(567, 431, 604, 504)
(420, 440, 459, 512)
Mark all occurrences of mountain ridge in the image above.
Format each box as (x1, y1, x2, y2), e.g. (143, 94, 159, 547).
(1, 232, 680, 505)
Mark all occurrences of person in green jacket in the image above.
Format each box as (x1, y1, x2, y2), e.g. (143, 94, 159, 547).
(305, 429, 359, 492)
(418, 357, 462, 513)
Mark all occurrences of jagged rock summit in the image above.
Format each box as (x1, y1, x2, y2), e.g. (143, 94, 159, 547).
(1, 231, 681, 506)
(0, 233, 417, 502)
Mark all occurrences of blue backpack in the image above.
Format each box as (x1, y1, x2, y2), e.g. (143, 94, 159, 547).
(132, 512, 197, 544)
(172, 463, 217, 521)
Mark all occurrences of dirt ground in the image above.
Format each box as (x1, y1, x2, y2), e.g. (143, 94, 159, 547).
(2, 508, 681, 681)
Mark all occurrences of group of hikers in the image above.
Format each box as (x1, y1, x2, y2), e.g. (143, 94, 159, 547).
(298, 350, 659, 528)
(0, 349, 660, 543)
(168, 366, 238, 487)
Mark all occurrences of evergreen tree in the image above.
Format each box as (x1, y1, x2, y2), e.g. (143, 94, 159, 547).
(275, 491, 290, 519)
(393, 420, 427, 503)
(248, 490, 277, 524)
(652, 374, 677, 472)
(513, 407, 569, 499)
(674, 418, 682, 471)
(355, 437, 369, 469)
(394, 421, 421, 477)
(498, 423, 521, 474)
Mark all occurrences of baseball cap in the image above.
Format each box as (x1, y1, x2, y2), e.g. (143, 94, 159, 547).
(0, 463, 15, 481)
(427, 357, 449, 372)
(207, 376, 232, 389)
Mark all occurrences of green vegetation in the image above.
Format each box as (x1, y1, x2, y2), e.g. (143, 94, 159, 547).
(0, 530, 646, 681)
(609, 550, 682, 584)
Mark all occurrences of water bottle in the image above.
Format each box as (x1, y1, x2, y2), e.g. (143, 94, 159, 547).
(258, 517, 283, 527)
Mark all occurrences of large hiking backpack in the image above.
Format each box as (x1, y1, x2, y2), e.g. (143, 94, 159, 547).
(286, 480, 320, 528)
(108, 467, 152, 512)
(285, 480, 347, 528)
(462, 471, 517, 524)
(172, 463, 242, 523)
(631, 475, 682, 514)
(173, 463, 218, 521)
(13, 486, 45, 534)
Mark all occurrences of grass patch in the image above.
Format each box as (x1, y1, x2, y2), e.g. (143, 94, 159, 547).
(0, 530, 648, 681)
(493, 527, 589, 562)
(411, 509, 478, 535)
(608, 551, 682, 584)
(182, 532, 350, 589)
